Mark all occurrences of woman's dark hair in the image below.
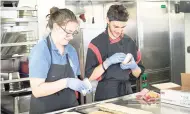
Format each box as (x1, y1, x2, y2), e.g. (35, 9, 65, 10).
(46, 7, 77, 29)
(107, 5, 129, 22)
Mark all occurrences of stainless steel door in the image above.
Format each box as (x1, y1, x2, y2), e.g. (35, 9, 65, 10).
(137, 1, 170, 84)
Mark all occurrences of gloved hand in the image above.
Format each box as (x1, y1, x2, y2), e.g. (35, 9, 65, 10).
(66, 78, 87, 92)
(85, 80, 98, 94)
(120, 56, 139, 70)
(103, 53, 126, 70)
(83, 78, 93, 94)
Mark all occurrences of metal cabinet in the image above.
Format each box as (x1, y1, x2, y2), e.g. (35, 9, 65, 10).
(1, 94, 31, 114)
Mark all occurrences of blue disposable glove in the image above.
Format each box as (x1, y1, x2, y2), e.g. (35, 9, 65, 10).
(120, 56, 139, 70)
(66, 78, 87, 92)
(85, 80, 98, 94)
(82, 78, 93, 94)
(103, 53, 126, 69)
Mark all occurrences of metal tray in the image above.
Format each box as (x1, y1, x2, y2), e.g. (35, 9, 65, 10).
(67, 99, 159, 114)
(63, 99, 150, 114)
(69, 104, 100, 114)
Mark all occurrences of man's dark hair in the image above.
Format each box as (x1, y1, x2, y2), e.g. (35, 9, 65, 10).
(107, 4, 129, 22)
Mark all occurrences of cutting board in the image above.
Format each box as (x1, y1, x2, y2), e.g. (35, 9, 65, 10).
(61, 112, 81, 114)
(152, 82, 180, 90)
(89, 111, 112, 114)
(96, 103, 153, 114)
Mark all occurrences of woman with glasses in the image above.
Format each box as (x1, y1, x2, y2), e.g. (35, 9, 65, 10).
(29, 7, 87, 114)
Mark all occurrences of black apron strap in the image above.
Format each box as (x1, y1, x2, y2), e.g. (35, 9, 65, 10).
(46, 35, 53, 63)
(63, 54, 70, 76)
(66, 54, 70, 65)
(46, 35, 70, 66)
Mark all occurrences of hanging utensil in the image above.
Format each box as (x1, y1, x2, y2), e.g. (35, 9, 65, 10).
(89, 0, 95, 24)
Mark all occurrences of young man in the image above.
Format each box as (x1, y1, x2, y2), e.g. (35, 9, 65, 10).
(85, 5, 145, 101)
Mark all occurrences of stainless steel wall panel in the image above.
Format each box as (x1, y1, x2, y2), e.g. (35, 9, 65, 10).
(137, 1, 170, 71)
(169, 1, 185, 85)
(70, 31, 85, 79)
(123, 2, 137, 41)
(184, 13, 190, 73)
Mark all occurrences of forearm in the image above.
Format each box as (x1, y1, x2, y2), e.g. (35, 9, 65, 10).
(31, 79, 67, 98)
(89, 64, 105, 81)
(131, 67, 142, 78)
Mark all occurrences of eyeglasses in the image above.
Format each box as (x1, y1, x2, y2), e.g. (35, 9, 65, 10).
(59, 26, 78, 36)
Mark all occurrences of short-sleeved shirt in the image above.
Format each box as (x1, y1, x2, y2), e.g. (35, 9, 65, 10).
(85, 28, 145, 81)
(29, 34, 81, 79)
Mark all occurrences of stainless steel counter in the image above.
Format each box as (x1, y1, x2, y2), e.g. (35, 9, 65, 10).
(46, 93, 190, 114)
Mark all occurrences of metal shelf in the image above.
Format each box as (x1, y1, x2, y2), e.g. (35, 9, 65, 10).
(9, 87, 32, 93)
(1, 18, 38, 23)
(1, 7, 37, 11)
(0, 78, 29, 84)
(144, 67, 170, 73)
(1, 0, 19, 1)
(0, 41, 37, 47)
(1, 29, 37, 32)
(1, 88, 32, 96)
